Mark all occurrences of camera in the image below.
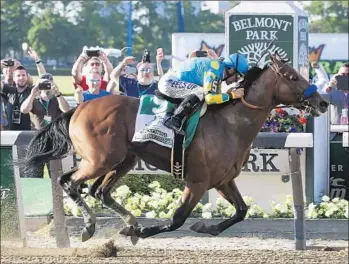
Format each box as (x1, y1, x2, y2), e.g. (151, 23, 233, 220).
(39, 80, 52, 90)
(195, 50, 208, 58)
(86, 49, 100, 57)
(142, 49, 151, 63)
(4, 59, 14, 67)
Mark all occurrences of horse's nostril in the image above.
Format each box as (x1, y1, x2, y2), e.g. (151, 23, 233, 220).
(320, 101, 329, 108)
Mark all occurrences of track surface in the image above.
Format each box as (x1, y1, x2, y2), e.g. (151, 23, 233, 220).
(1, 233, 348, 264)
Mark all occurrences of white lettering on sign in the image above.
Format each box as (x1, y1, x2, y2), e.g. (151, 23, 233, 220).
(300, 32, 307, 41)
(232, 17, 292, 32)
(246, 30, 278, 40)
(330, 188, 346, 199)
(331, 165, 343, 172)
(1, 186, 10, 200)
(62, 150, 290, 175)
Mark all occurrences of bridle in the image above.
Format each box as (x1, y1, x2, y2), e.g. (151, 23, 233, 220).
(240, 56, 317, 113)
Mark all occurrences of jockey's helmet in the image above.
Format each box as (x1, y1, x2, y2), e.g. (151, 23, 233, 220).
(223, 53, 249, 75)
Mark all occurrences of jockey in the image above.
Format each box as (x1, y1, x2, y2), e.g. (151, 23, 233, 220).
(159, 53, 249, 132)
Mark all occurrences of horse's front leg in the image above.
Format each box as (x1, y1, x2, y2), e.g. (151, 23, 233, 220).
(120, 182, 208, 239)
(190, 179, 248, 236)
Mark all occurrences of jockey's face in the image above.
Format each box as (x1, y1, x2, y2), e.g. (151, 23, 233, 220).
(137, 63, 154, 85)
(224, 68, 238, 85)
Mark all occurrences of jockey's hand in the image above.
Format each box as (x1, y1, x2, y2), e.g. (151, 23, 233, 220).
(229, 88, 245, 100)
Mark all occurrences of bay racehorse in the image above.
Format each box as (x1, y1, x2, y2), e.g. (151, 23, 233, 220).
(20, 53, 328, 243)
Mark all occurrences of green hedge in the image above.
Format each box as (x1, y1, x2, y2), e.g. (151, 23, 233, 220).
(115, 174, 185, 195)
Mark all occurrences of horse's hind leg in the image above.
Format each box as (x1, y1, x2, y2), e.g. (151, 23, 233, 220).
(58, 161, 109, 242)
(190, 179, 248, 236)
(120, 181, 208, 239)
(90, 154, 138, 226)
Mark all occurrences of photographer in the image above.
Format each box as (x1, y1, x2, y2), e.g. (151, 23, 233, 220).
(0, 66, 33, 131)
(72, 47, 113, 91)
(1, 58, 21, 86)
(107, 49, 158, 98)
(20, 73, 70, 130)
(323, 63, 349, 125)
(1, 54, 39, 86)
(74, 72, 111, 104)
(310, 61, 329, 90)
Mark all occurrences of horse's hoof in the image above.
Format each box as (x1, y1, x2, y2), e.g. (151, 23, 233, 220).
(81, 223, 96, 242)
(206, 227, 221, 236)
(119, 226, 138, 237)
(190, 222, 220, 236)
(130, 235, 140, 245)
(189, 221, 206, 233)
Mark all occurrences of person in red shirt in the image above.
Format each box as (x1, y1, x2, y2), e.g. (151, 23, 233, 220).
(71, 47, 113, 91)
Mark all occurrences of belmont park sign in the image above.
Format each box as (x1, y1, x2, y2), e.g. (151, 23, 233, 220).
(228, 15, 294, 68)
(231, 17, 292, 40)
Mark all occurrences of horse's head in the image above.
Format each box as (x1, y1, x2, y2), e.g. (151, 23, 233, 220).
(269, 52, 328, 116)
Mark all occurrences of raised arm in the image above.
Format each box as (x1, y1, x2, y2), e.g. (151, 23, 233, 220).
(28, 47, 46, 76)
(20, 84, 39, 114)
(99, 51, 113, 82)
(52, 82, 70, 112)
(72, 48, 89, 85)
(156, 48, 164, 78)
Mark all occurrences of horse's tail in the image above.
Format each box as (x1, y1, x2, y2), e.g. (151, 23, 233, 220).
(17, 107, 77, 175)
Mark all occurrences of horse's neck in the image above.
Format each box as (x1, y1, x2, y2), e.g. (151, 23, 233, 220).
(220, 69, 276, 148)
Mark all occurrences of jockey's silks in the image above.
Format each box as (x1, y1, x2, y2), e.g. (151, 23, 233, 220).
(175, 58, 232, 105)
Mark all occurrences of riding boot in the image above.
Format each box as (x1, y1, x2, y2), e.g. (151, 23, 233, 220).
(164, 94, 201, 133)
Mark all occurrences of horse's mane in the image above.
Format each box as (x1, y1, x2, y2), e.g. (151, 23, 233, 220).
(241, 65, 268, 91)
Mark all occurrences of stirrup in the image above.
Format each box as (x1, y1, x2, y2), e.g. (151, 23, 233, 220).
(164, 117, 185, 134)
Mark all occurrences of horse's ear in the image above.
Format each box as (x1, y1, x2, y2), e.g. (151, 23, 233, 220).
(281, 57, 290, 63)
(274, 50, 282, 62)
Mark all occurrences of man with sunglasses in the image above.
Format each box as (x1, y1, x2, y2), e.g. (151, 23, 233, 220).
(72, 47, 112, 91)
(107, 56, 158, 98)
(159, 53, 248, 133)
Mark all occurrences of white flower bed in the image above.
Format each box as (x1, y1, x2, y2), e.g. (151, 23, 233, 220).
(64, 181, 348, 219)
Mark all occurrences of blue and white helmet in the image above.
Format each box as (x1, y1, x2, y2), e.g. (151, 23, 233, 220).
(223, 53, 249, 75)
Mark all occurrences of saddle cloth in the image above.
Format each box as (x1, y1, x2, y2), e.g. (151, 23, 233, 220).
(132, 94, 203, 149)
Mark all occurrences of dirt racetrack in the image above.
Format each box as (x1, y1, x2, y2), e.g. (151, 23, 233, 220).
(1, 233, 348, 264)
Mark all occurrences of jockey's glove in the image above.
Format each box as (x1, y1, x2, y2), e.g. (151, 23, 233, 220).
(229, 91, 237, 100)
